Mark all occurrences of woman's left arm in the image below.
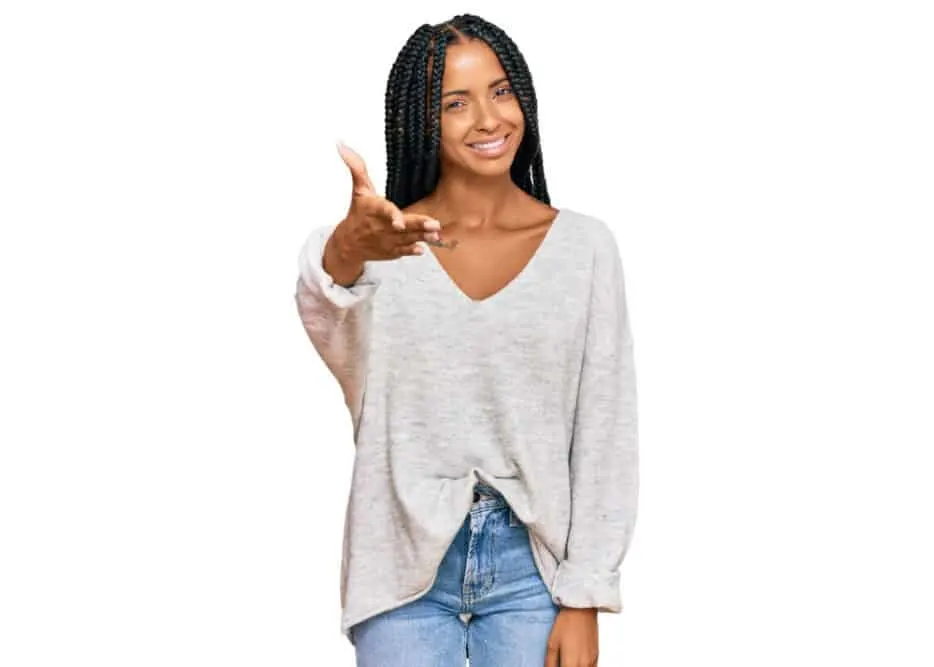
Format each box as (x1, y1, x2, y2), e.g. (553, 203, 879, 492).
(547, 219, 639, 664)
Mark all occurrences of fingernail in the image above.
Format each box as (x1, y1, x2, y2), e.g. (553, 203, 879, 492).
(425, 219, 441, 231)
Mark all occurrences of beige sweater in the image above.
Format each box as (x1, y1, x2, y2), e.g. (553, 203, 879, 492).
(294, 207, 639, 645)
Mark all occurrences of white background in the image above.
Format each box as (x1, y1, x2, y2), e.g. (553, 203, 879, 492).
(2, 0, 932, 665)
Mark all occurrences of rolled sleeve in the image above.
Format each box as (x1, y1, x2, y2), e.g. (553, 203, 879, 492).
(294, 224, 380, 437)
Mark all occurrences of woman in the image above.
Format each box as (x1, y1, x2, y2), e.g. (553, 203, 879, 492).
(295, 14, 638, 666)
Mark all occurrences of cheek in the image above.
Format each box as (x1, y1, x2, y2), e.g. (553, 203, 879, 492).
(506, 105, 526, 130)
(507, 116, 525, 147)
(438, 135, 465, 164)
(439, 119, 470, 155)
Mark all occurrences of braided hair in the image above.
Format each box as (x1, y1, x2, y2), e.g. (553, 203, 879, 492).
(384, 14, 551, 210)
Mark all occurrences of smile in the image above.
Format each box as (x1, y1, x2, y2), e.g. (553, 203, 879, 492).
(467, 133, 511, 157)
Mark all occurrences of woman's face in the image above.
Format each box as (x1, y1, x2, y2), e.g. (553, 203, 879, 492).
(432, 39, 525, 178)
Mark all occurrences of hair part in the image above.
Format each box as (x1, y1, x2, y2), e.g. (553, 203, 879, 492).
(384, 14, 550, 209)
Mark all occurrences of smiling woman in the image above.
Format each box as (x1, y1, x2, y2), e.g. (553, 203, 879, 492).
(386, 16, 549, 211)
(294, 12, 639, 667)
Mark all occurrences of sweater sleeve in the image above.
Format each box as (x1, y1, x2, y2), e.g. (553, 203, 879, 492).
(551, 221, 639, 612)
(294, 223, 380, 438)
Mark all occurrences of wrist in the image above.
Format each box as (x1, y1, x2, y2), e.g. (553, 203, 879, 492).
(559, 606, 598, 615)
(324, 222, 365, 287)
(331, 220, 364, 264)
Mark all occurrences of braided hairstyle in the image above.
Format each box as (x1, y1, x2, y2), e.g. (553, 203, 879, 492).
(383, 14, 550, 210)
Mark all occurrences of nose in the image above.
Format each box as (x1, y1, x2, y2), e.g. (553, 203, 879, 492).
(474, 97, 502, 133)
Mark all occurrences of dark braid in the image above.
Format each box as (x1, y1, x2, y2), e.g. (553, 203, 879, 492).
(408, 28, 436, 203)
(424, 29, 452, 195)
(384, 25, 432, 204)
(383, 14, 551, 209)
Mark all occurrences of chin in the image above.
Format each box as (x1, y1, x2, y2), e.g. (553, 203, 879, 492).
(466, 158, 515, 174)
(463, 151, 519, 174)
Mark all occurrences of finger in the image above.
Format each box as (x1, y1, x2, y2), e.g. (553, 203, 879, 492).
(363, 196, 405, 230)
(400, 213, 442, 232)
(391, 229, 435, 246)
(389, 241, 422, 258)
(336, 141, 376, 196)
(545, 643, 559, 667)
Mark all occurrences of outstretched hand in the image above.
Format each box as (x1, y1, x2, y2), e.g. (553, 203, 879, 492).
(334, 142, 442, 262)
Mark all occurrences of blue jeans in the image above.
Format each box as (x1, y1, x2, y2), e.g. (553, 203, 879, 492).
(350, 481, 560, 666)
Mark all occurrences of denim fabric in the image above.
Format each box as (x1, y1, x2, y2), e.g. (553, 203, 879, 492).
(350, 482, 560, 666)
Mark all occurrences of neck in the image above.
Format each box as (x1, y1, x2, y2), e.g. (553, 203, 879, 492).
(427, 170, 523, 231)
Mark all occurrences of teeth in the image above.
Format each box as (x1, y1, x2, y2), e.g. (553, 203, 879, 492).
(470, 136, 506, 149)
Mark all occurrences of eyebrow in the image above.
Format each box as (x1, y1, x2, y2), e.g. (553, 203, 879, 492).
(441, 77, 510, 99)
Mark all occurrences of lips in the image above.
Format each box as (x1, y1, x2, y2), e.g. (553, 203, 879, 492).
(468, 134, 509, 149)
(467, 133, 511, 157)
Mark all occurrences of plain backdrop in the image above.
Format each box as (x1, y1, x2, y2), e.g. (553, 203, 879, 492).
(1, 0, 932, 665)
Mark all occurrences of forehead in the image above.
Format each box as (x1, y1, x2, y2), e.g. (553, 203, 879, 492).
(441, 40, 507, 87)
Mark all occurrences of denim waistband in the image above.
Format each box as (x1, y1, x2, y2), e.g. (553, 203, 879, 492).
(470, 481, 523, 528)
(472, 481, 506, 507)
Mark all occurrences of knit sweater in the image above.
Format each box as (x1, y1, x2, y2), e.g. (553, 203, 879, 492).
(293, 207, 639, 645)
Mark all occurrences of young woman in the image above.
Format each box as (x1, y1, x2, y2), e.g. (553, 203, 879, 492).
(295, 13, 639, 666)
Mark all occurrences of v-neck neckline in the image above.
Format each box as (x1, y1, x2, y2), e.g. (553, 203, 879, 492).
(422, 208, 566, 306)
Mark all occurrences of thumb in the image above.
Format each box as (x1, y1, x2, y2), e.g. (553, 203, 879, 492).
(337, 141, 376, 197)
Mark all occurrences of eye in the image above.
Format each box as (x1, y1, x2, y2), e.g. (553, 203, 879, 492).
(443, 86, 513, 111)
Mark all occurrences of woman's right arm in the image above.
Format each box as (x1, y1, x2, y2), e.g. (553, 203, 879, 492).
(294, 222, 379, 437)
(295, 142, 440, 434)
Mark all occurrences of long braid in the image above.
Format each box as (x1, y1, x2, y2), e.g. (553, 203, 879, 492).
(384, 14, 551, 209)
(423, 28, 452, 196)
(407, 28, 434, 203)
(384, 26, 430, 204)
